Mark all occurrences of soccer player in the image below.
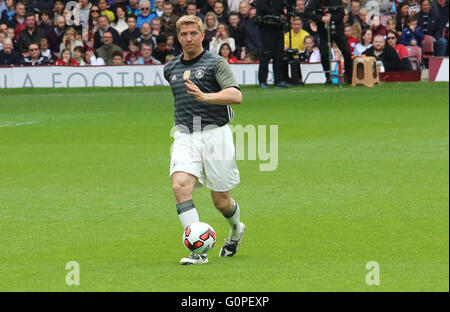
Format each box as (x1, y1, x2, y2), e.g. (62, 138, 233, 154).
(163, 15, 245, 265)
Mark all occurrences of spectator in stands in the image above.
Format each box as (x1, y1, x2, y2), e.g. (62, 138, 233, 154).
(213, 1, 227, 24)
(344, 23, 359, 55)
(0, 37, 20, 65)
(0, 22, 6, 33)
(370, 15, 387, 37)
(304, 18, 320, 47)
(95, 31, 122, 64)
(60, 27, 83, 55)
(364, 34, 402, 71)
(96, 31, 122, 64)
(295, 0, 309, 27)
(161, 1, 178, 36)
(85, 49, 105, 65)
(298, 35, 321, 63)
(112, 50, 124, 64)
(81, 5, 100, 50)
(416, 0, 440, 39)
(400, 15, 424, 46)
(386, 29, 413, 70)
(38, 9, 52, 34)
(0, 29, 5, 50)
(165, 33, 179, 56)
(151, 17, 163, 37)
(209, 22, 235, 54)
(227, 12, 245, 58)
(379, 0, 392, 16)
(99, 0, 114, 22)
(125, 38, 141, 64)
(121, 15, 140, 50)
(127, 0, 141, 17)
(53, 0, 65, 20)
(359, 9, 370, 32)
(0, 0, 5, 15)
(348, 0, 362, 25)
(137, 0, 153, 29)
(204, 11, 218, 47)
(11, 2, 26, 40)
(0, 0, 15, 27)
(17, 13, 46, 54)
(395, 3, 410, 35)
(39, 37, 55, 63)
(153, 34, 169, 63)
(386, 18, 397, 33)
(201, 0, 216, 15)
(94, 15, 121, 50)
(186, 1, 204, 21)
(219, 42, 238, 63)
(284, 16, 310, 53)
(174, 0, 188, 17)
(137, 42, 161, 64)
(137, 22, 156, 48)
(72, 0, 92, 27)
(353, 28, 373, 56)
(112, 4, 128, 35)
(432, 0, 449, 55)
(151, 0, 164, 17)
(46, 15, 65, 54)
(21, 42, 50, 65)
(73, 45, 86, 65)
(238, 0, 250, 28)
(55, 47, 78, 65)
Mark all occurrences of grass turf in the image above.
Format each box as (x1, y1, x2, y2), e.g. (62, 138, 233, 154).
(0, 82, 448, 291)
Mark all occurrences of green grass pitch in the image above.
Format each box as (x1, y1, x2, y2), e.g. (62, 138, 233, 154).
(0, 82, 448, 292)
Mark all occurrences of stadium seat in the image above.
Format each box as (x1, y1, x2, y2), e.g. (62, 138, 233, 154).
(406, 46, 422, 70)
(422, 35, 434, 57)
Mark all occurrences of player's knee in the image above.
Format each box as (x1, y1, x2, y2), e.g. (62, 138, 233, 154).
(212, 195, 231, 211)
(172, 180, 192, 197)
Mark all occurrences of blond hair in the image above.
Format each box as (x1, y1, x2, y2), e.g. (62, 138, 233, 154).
(176, 15, 205, 34)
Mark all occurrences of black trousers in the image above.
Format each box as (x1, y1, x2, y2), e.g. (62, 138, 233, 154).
(318, 24, 353, 83)
(258, 24, 285, 84)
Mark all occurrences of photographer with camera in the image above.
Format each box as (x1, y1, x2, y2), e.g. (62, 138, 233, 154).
(256, 0, 292, 88)
(305, 0, 353, 84)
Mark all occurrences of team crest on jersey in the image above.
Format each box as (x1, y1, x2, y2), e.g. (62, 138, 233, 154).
(183, 70, 191, 80)
(194, 67, 206, 79)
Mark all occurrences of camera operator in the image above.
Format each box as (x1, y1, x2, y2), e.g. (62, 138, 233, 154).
(256, 0, 291, 88)
(305, 0, 353, 84)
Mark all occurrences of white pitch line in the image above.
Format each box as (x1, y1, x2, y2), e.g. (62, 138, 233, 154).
(0, 121, 39, 127)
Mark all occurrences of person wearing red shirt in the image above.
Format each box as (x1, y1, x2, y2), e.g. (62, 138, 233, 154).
(344, 23, 359, 55)
(54, 48, 79, 66)
(386, 30, 412, 70)
(219, 42, 238, 63)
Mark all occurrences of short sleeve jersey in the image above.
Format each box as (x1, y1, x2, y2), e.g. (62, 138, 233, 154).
(164, 49, 239, 132)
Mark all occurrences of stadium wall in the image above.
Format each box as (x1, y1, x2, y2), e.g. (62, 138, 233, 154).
(0, 63, 334, 89)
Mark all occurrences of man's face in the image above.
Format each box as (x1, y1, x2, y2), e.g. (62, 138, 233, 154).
(29, 44, 40, 58)
(26, 16, 36, 29)
(102, 32, 113, 45)
(141, 23, 151, 35)
(99, 0, 107, 11)
(163, 4, 173, 16)
(304, 38, 314, 51)
(177, 0, 186, 6)
(56, 17, 66, 29)
(177, 23, 204, 54)
(421, 0, 431, 14)
(351, 2, 360, 16)
(141, 45, 152, 58)
(0, 24, 7, 33)
(360, 10, 368, 24)
(187, 4, 197, 15)
(292, 20, 302, 33)
(3, 38, 13, 53)
(239, 2, 249, 16)
(98, 16, 109, 30)
(373, 36, 385, 51)
(55, 1, 64, 12)
(152, 20, 161, 31)
(127, 18, 136, 29)
(214, 3, 224, 15)
(249, 7, 257, 18)
(155, 0, 164, 9)
(16, 5, 25, 16)
(296, 0, 305, 12)
(229, 15, 239, 27)
(436, 0, 446, 7)
(141, 3, 151, 17)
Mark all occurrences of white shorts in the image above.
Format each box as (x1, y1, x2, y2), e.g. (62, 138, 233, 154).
(170, 124, 240, 192)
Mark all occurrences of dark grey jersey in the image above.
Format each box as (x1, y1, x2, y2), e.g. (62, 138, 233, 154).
(164, 50, 240, 132)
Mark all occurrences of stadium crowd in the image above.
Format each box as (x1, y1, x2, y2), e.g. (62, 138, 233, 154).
(0, 0, 448, 70)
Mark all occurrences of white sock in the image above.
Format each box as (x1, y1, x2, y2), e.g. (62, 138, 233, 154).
(224, 200, 242, 240)
(176, 200, 199, 229)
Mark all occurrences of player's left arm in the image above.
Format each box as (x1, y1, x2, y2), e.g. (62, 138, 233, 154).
(185, 58, 242, 105)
